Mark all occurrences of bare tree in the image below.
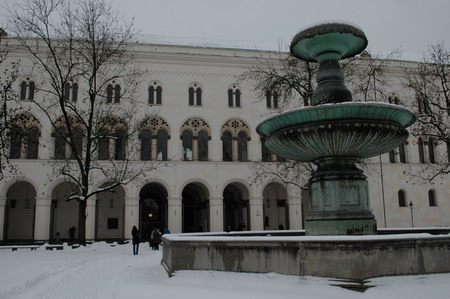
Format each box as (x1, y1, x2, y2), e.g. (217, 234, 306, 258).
(7, 0, 157, 245)
(404, 42, 450, 181)
(0, 29, 22, 180)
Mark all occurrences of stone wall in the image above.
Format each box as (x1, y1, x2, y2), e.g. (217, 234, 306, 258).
(162, 233, 450, 279)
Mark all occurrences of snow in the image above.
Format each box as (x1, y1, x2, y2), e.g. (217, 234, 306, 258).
(1, 241, 449, 299)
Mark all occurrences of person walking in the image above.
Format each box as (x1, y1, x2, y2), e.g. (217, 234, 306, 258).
(152, 228, 162, 250)
(131, 226, 140, 255)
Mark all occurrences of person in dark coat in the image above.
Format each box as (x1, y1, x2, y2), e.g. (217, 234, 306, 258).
(69, 226, 76, 242)
(131, 226, 140, 255)
(152, 228, 162, 250)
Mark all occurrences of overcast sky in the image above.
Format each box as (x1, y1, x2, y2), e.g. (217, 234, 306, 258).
(112, 0, 450, 61)
(1, 0, 449, 61)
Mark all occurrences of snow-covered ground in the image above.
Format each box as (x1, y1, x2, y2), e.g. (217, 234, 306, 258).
(0, 242, 449, 299)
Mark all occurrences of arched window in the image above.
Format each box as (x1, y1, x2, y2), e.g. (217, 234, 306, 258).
(389, 150, 396, 163)
(398, 190, 406, 207)
(222, 131, 232, 162)
(114, 128, 126, 160)
(148, 83, 163, 105)
(188, 84, 202, 106)
(140, 129, 152, 161)
(261, 138, 272, 162)
(238, 131, 248, 162)
(54, 126, 66, 159)
(9, 125, 22, 159)
(198, 130, 209, 161)
(106, 83, 121, 103)
(64, 82, 78, 102)
(26, 126, 40, 159)
(156, 130, 168, 161)
(388, 93, 400, 105)
(399, 143, 407, 163)
(98, 128, 110, 160)
(71, 127, 83, 160)
(266, 90, 278, 109)
(428, 190, 437, 207)
(428, 138, 436, 164)
(20, 80, 35, 101)
(228, 85, 241, 108)
(182, 130, 193, 161)
(418, 138, 425, 163)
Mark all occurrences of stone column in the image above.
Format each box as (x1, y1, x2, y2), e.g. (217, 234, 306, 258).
(0, 196, 6, 241)
(287, 195, 302, 230)
(232, 137, 239, 161)
(250, 196, 264, 231)
(209, 196, 223, 232)
(124, 197, 139, 239)
(34, 196, 52, 242)
(151, 138, 158, 161)
(85, 197, 97, 241)
(192, 136, 198, 161)
(168, 196, 182, 233)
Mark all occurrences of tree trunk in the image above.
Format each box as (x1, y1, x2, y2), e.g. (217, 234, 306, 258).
(78, 200, 87, 246)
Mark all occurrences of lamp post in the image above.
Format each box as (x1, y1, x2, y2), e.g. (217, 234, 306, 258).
(409, 201, 414, 227)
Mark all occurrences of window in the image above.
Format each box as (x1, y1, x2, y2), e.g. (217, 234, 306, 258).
(54, 127, 67, 159)
(221, 119, 250, 162)
(71, 127, 83, 159)
(418, 138, 425, 163)
(198, 130, 209, 161)
(98, 128, 110, 160)
(428, 138, 436, 164)
(228, 85, 241, 108)
(148, 82, 162, 105)
(106, 83, 121, 103)
(182, 130, 193, 161)
(140, 129, 152, 161)
(266, 90, 278, 109)
(222, 131, 232, 162)
(114, 129, 127, 160)
(64, 82, 78, 102)
(238, 132, 248, 162)
(399, 143, 407, 163)
(9, 125, 22, 159)
(428, 190, 437, 207)
(417, 96, 429, 114)
(26, 127, 40, 159)
(388, 93, 400, 105)
(188, 84, 202, 106)
(107, 218, 119, 229)
(156, 130, 168, 161)
(398, 190, 406, 207)
(389, 150, 396, 163)
(20, 80, 35, 101)
(261, 138, 271, 162)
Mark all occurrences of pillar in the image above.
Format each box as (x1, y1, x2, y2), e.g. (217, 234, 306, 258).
(250, 196, 264, 231)
(124, 196, 139, 239)
(34, 196, 52, 241)
(0, 196, 6, 241)
(168, 196, 182, 233)
(85, 197, 96, 240)
(209, 196, 223, 232)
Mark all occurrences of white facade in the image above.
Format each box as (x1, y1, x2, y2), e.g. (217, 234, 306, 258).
(1, 41, 449, 243)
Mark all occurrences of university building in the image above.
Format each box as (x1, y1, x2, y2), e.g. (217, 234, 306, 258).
(1, 37, 449, 243)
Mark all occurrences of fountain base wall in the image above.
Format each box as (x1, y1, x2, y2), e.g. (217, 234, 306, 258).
(162, 233, 450, 279)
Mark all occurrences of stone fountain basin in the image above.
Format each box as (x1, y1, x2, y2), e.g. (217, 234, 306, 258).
(256, 102, 416, 161)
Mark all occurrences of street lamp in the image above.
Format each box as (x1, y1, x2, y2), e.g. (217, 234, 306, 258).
(409, 201, 414, 227)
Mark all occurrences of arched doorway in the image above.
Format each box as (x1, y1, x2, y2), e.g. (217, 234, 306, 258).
(95, 185, 125, 241)
(182, 183, 209, 232)
(139, 183, 168, 241)
(4, 181, 36, 243)
(263, 183, 288, 230)
(223, 183, 250, 231)
(50, 182, 80, 243)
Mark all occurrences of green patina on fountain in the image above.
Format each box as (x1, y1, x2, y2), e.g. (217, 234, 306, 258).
(256, 23, 416, 235)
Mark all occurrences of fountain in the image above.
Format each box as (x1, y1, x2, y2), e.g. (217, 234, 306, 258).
(162, 23, 450, 280)
(256, 23, 415, 235)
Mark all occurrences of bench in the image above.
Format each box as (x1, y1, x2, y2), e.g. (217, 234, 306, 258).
(0, 245, 40, 251)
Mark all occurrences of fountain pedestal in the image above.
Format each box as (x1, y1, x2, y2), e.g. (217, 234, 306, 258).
(306, 158, 376, 235)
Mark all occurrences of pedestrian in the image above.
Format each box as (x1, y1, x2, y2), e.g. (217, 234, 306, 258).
(152, 228, 162, 250)
(131, 226, 140, 255)
(68, 226, 76, 242)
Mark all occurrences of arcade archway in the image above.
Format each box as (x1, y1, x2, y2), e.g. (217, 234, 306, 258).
(4, 181, 36, 243)
(223, 182, 250, 231)
(139, 183, 168, 241)
(95, 185, 125, 241)
(263, 183, 288, 230)
(182, 183, 209, 232)
(50, 182, 80, 242)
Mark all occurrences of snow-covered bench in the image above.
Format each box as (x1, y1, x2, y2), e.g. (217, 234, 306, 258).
(0, 245, 40, 251)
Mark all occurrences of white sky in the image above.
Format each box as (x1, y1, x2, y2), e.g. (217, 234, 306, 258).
(111, 0, 450, 61)
(1, 0, 449, 61)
